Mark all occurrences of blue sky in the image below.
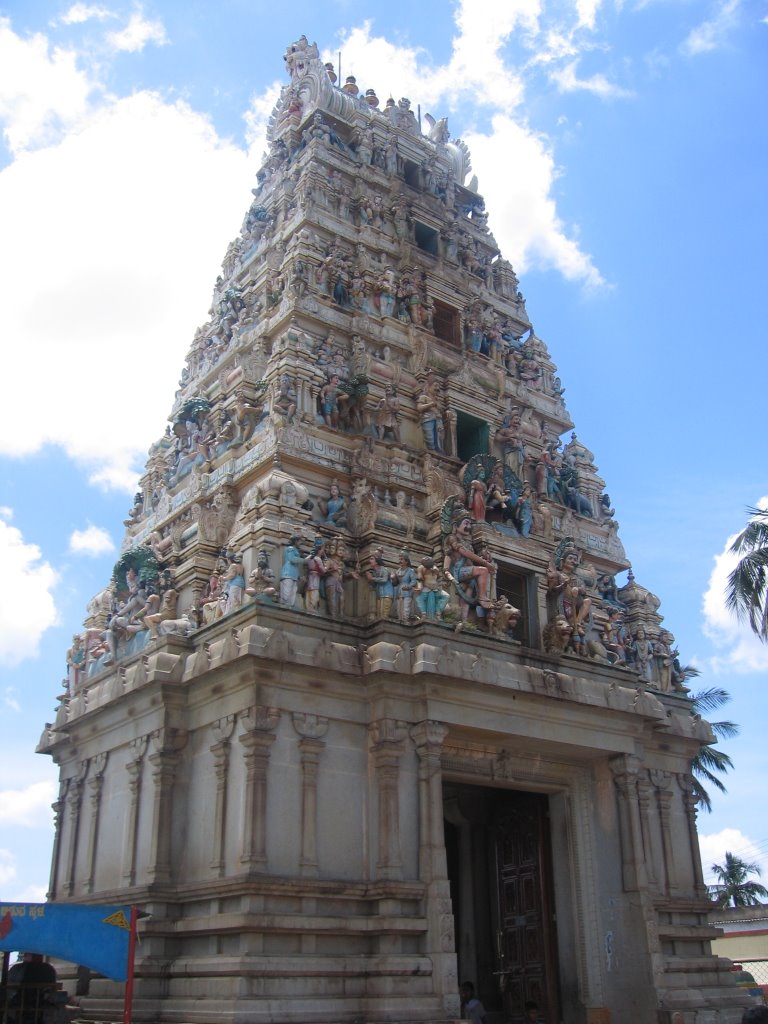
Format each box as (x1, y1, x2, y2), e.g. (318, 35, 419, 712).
(0, 0, 766, 902)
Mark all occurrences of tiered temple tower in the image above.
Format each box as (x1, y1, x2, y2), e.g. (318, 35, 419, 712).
(40, 36, 747, 1024)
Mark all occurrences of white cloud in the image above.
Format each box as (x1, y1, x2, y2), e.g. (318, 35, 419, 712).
(550, 58, 634, 99)
(702, 498, 768, 674)
(68, 525, 115, 557)
(0, 849, 16, 887)
(327, 14, 604, 290)
(0, 83, 254, 490)
(466, 114, 606, 287)
(699, 828, 768, 887)
(0, 514, 59, 666)
(105, 7, 167, 53)
(58, 4, 114, 26)
(0, 16, 98, 154)
(681, 0, 741, 55)
(575, 0, 603, 30)
(4, 687, 21, 712)
(327, 8, 531, 113)
(0, 780, 57, 828)
(10, 883, 49, 903)
(243, 81, 283, 158)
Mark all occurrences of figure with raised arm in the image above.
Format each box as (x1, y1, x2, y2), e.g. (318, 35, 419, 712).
(280, 535, 306, 609)
(442, 498, 496, 626)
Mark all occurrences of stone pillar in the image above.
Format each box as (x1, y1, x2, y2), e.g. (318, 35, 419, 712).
(47, 779, 69, 900)
(292, 712, 329, 878)
(210, 715, 237, 877)
(83, 751, 108, 894)
(369, 718, 407, 881)
(147, 727, 188, 885)
(650, 770, 678, 896)
(123, 735, 149, 886)
(609, 754, 648, 892)
(410, 720, 459, 1020)
(63, 760, 89, 897)
(239, 706, 280, 870)
(679, 773, 707, 897)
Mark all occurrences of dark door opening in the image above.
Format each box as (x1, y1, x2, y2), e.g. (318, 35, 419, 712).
(444, 785, 561, 1024)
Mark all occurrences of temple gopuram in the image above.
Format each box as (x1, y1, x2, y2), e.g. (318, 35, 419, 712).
(39, 36, 748, 1024)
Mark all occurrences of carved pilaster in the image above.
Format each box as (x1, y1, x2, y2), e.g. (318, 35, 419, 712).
(147, 727, 188, 885)
(210, 715, 237, 876)
(47, 778, 70, 900)
(292, 712, 329, 878)
(649, 769, 678, 896)
(63, 760, 89, 896)
(609, 754, 648, 893)
(409, 720, 456, 1019)
(123, 735, 149, 885)
(83, 751, 108, 894)
(679, 773, 707, 897)
(410, 720, 450, 882)
(444, 408, 457, 460)
(239, 706, 281, 870)
(636, 771, 656, 887)
(369, 718, 407, 881)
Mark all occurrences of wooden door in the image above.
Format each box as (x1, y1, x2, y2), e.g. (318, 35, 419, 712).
(494, 792, 559, 1023)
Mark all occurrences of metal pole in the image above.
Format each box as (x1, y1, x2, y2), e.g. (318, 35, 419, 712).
(122, 906, 138, 1024)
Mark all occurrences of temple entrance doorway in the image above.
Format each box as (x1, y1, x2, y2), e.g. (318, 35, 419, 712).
(444, 784, 561, 1024)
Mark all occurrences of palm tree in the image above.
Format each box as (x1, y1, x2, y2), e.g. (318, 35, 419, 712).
(726, 506, 768, 641)
(689, 683, 738, 812)
(709, 851, 768, 908)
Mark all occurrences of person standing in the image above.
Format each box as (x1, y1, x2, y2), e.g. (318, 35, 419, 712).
(459, 981, 486, 1023)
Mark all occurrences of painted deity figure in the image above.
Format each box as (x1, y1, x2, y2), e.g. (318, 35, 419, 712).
(104, 567, 149, 662)
(602, 608, 629, 664)
(416, 377, 444, 452)
(246, 550, 277, 602)
(496, 411, 526, 480)
(66, 634, 86, 691)
(393, 552, 418, 623)
(377, 266, 397, 317)
(223, 556, 246, 614)
(546, 543, 592, 629)
(514, 484, 534, 537)
(415, 556, 450, 620)
(443, 516, 496, 624)
(304, 539, 327, 614)
(320, 482, 347, 528)
(273, 375, 297, 424)
(323, 539, 356, 619)
(202, 571, 225, 625)
(145, 588, 179, 638)
(535, 442, 562, 501)
(365, 554, 395, 619)
(280, 536, 306, 609)
(375, 386, 401, 442)
(461, 466, 488, 523)
(320, 374, 348, 429)
(486, 465, 518, 523)
(631, 626, 654, 683)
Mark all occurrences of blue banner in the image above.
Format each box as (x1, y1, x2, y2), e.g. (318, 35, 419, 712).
(0, 903, 132, 981)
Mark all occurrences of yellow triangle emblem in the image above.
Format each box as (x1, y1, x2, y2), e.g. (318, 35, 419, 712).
(103, 910, 130, 930)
